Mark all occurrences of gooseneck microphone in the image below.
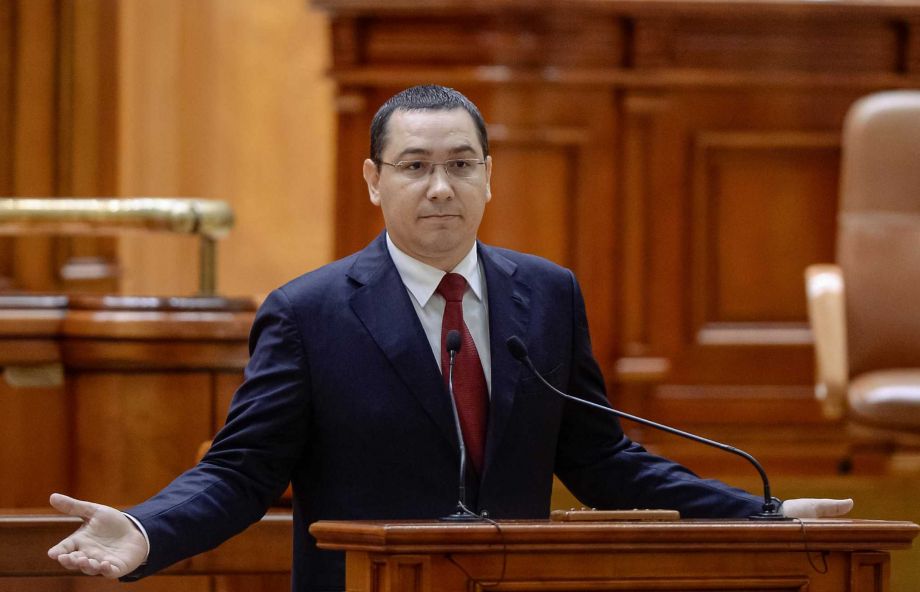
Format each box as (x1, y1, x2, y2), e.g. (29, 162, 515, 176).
(440, 330, 483, 522)
(506, 336, 789, 521)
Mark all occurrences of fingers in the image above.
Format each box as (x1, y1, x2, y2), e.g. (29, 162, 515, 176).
(47, 536, 76, 558)
(53, 550, 122, 578)
(782, 497, 855, 518)
(815, 498, 854, 518)
(49, 492, 97, 520)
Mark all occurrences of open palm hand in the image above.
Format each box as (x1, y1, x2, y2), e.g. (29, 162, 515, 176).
(47, 493, 148, 578)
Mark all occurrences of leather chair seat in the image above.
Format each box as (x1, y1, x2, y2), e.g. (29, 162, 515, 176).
(849, 369, 920, 431)
(806, 91, 920, 456)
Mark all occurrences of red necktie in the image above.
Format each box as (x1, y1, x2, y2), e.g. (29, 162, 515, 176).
(437, 273, 488, 475)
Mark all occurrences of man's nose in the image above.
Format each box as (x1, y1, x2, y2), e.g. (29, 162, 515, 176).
(426, 165, 454, 200)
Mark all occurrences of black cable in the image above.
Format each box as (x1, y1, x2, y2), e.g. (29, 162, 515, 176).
(445, 512, 507, 587)
(793, 518, 829, 574)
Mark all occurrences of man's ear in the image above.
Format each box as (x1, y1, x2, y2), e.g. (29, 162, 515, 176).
(363, 159, 382, 206)
(484, 155, 493, 202)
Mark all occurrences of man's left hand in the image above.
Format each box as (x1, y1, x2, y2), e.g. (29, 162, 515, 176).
(781, 498, 854, 518)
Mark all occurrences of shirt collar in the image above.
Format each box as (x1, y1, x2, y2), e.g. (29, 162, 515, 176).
(385, 232, 483, 307)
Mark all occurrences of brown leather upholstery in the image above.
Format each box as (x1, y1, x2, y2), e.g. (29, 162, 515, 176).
(807, 90, 920, 447)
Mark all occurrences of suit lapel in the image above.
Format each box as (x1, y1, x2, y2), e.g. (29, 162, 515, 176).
(347, 234, 459, 452)
(479, 243, 531, 480)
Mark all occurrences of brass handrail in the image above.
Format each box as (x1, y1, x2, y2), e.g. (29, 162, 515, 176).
(0, 198, 234, 295)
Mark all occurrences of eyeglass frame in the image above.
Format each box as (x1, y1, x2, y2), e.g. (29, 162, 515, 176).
(378, 158, 487, 180)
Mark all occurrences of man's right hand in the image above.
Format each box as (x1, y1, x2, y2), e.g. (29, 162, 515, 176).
(47, 493, 148, 578)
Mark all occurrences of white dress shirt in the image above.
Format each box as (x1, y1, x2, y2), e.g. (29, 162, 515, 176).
(385, 233, 492, 394)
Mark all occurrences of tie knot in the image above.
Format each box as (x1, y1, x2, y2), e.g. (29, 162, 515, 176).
(437, 273, 467, 302)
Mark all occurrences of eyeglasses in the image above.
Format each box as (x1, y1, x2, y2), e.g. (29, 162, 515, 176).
(380, 159, 486, 180)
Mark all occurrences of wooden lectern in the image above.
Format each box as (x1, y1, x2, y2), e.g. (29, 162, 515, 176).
(311, 519, 918, 592)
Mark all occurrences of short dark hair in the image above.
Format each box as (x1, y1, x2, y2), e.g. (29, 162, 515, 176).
(369, 85, 489, 164)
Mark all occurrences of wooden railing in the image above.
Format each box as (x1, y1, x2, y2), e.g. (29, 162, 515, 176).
(0, 510, 292, 578)
(0, 198, 234, 295)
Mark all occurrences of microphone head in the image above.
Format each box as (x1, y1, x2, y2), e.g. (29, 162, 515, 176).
(506, 335, 529, 361)
(446, 330, 462, 354)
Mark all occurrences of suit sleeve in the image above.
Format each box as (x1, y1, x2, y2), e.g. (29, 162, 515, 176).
(121, 288, 311, 578)
(552, 271, 764, 518)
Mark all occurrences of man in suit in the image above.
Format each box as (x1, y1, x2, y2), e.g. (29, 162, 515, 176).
(47, 85, 852, 591)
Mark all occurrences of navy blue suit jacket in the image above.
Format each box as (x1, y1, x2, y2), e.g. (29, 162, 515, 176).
(125, 233, 761, 591)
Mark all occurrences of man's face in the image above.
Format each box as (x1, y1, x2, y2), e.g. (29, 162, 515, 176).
(363, 108, 492, 271)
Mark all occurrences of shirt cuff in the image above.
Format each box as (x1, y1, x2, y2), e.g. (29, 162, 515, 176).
(122, 512, 151, 563)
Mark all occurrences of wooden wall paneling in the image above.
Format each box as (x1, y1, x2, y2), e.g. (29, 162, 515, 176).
(615, 88, 866, 429)
(0, 0, 13, 197)
(616, 93, 672, 386)
(475, 86, 619, 367)
(0, 2, 14, 288)
(213, 371, 244, 433)
(69, 577, 211, 592)
(0, 381, 68, 507)
(322, 1, 920, 474)
(908, 18, 920, 73)
(618, 91, 686, 368)
(118, 0, 334, 298)
(55, 0, 119, 293)
(0, 312, 69, 507)
(71, 372, 213, 505)
(334, 87, 380, 257)
(61, 0, 119, 197)
(0, 306, 69, 508)
(1, 0, 121, 294)
(10, 0, 57, 293)
(689, 131, 839, 341)
(116, 0, 200, 297)
(645, 16, 901, 73)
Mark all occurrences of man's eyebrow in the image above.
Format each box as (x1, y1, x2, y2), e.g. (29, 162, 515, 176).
(393, 147, 431, 160)
(392, 143, 479, 161)
(447, 143, 477, 156)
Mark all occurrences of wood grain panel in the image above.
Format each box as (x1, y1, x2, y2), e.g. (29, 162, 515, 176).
(118, 0, 334, 297)
(0, 379, 68, 506)
(214, 371, 244, 431)
(10, 0, 56, 293)
(634, 16, 902, 73)
(908, 18, 920, 73)
(362, 13, 623, 68)
(0, 0, 120, 294)
(69, 576, 210, 592)
(691, 132, 839, 327)
(615, 87, 872, 428)
(0, 0, 12, 198)
(620, 95, 670, 357)
(72, 372, 213, 505)
(850, 552, 888, 592)
(480, 144, 575, 266)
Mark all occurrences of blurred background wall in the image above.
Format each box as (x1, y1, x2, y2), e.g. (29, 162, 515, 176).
(0, 0, 335, 297)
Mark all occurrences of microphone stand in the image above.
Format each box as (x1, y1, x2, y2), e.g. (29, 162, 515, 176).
(506, 336, 790, 521)
(440, 330, 484, 522)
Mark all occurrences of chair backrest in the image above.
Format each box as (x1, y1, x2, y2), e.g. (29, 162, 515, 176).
(838, 90, 920, 376)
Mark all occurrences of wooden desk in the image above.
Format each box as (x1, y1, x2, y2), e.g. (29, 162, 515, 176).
(312, 518, 919, 592)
